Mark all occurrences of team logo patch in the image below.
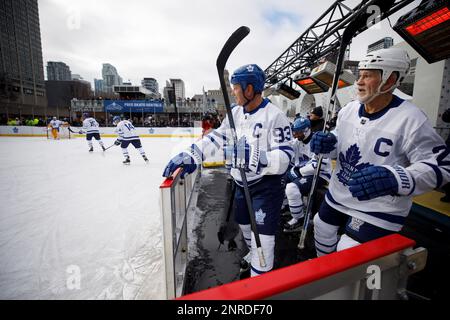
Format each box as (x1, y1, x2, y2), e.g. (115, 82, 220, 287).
(255, 208, 266, 225)
(349, 217, 364, 232)
(337, 144, 371, 186)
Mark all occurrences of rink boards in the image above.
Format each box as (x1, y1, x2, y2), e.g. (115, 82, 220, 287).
(0, 125, 202, 138)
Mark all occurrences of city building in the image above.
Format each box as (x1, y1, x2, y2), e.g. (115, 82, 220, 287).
(94, 78, 105, 97)
(169, 79, 185, 100)
(142, 77, 159, 95)
(45, 80, 93, 117)
(102, 63, 123, 94)
(367, 37, 394, 53)
(0, 0, 47, 118)
(47, 61, 72, 81)
(343, 60, 360, 79)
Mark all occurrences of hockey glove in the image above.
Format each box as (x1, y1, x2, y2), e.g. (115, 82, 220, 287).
(78, 130, 84, 134)
(228, 137, 268, 174)
(287, 166, 301, 182)
(114, 139, 121, 146)
(310, 132, 337, 155)
(162, 147, 200, 178)
(348, 165, 414, 201)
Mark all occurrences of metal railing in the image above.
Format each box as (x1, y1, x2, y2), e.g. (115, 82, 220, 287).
(160, 167, 200, 299)
(178, 234, 427, 300)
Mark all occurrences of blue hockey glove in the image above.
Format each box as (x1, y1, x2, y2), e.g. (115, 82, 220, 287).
(114, 139, 121, 146)
(287, 166, 301, 182)
(162, 151, 199, 178)
(348, 165, 414, 200)
(310, 132, 337, 155)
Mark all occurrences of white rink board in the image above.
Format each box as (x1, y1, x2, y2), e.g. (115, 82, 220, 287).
(0, 136, 199, 299)
(0, 126, 202, 138)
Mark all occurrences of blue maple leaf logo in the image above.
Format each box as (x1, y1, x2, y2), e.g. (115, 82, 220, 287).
(337, 144, 371, 186)
(12, 127, 19, 133)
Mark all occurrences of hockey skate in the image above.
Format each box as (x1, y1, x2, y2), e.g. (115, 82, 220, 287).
(123, 156, 130, 165)
(283, 217, 304, 233)
(89, 146, 93, 152)
(143, 155, 149, 163)
(239, 251, 251, 279)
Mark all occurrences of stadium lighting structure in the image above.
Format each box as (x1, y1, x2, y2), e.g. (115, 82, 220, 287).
(310, 61, 356, 89)
(394, 0, 450, 63)
(276, 79, 301, 100)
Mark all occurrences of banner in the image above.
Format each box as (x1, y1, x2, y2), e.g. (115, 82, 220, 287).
(104, 100, 164, 113)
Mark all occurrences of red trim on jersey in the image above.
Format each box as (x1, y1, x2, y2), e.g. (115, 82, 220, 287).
(178, 234, 415, 300)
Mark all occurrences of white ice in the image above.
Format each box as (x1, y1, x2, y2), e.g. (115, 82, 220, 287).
(0, 136, 194, 299)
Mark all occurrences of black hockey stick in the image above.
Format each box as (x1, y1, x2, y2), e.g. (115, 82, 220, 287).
(217, 26, 266, 267)
(298, 0, 395, 250)
(217, 180, 238, 250)
(67, 127, 82, 134)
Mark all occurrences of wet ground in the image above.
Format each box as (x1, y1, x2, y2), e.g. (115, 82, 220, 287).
(184, 168, 450, 300)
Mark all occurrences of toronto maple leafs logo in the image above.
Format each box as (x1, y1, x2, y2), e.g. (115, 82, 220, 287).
(348, 217, 364, 232)
(246, 65, 254, 73)
(255, 208, 266, 225)
(337, 144, 371, 186)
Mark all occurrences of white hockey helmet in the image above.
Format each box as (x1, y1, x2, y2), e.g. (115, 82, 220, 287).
(358, 48, 410, 88)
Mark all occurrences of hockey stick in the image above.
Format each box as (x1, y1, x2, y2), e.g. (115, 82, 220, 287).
(298, 0, 395, 250)
(67, 127, 82, 134)
(217, 26, 266, 267)
(217, 180, 238, 250)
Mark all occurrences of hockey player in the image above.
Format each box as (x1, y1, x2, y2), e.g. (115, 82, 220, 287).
(48, 116, 63, 140)
(310, 48, 450, 256)
(79, 113, 106, 152)
(113, 116, 149, 165)
(162, 64, 294, 277)
(283, 116, 331, 232)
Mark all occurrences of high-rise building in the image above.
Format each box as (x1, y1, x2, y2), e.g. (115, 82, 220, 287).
(367, 37, 394, 53)
(94, 78, 105, 97)
(47, 61, 72, 81)
(0, 0, 47, 117)
(169, 78, 185, 100)
(102, 63, 122, 94)
(141, 78, 159, 94)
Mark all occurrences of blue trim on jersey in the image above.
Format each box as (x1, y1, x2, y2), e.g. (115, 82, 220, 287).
(251, 265, 269, 275)
(244, 98, 270, 115)
(191, 144, 205, 161)
(315, 238, 338, 248)
(206, 134, 220, 149)
(315, 246, 334, 255)
(289, 204, 302, 209)
(211, 130, 226, 142)
(271, 145, 294, 162)
(422, 162, 443, 188)
(120, 136, 140, 141)
(358, 95, 404, 121)
(326, 192, 406, 225)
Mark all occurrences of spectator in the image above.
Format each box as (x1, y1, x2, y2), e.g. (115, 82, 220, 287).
(308, 106, 325, 133)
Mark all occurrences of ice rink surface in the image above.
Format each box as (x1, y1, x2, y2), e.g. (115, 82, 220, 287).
(0, 136, 194, 299)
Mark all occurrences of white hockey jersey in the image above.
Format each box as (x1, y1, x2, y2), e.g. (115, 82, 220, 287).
(291, 135, 332, 182)
(82, 117, 100, 134)
(326, 95, 450, 231)
(115, 120, 140, 141)
(192, 98, 294, 186)
(49, 119, 62, 129)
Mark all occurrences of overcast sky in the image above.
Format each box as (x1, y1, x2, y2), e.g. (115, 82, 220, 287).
(38, 0, 420, 97)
